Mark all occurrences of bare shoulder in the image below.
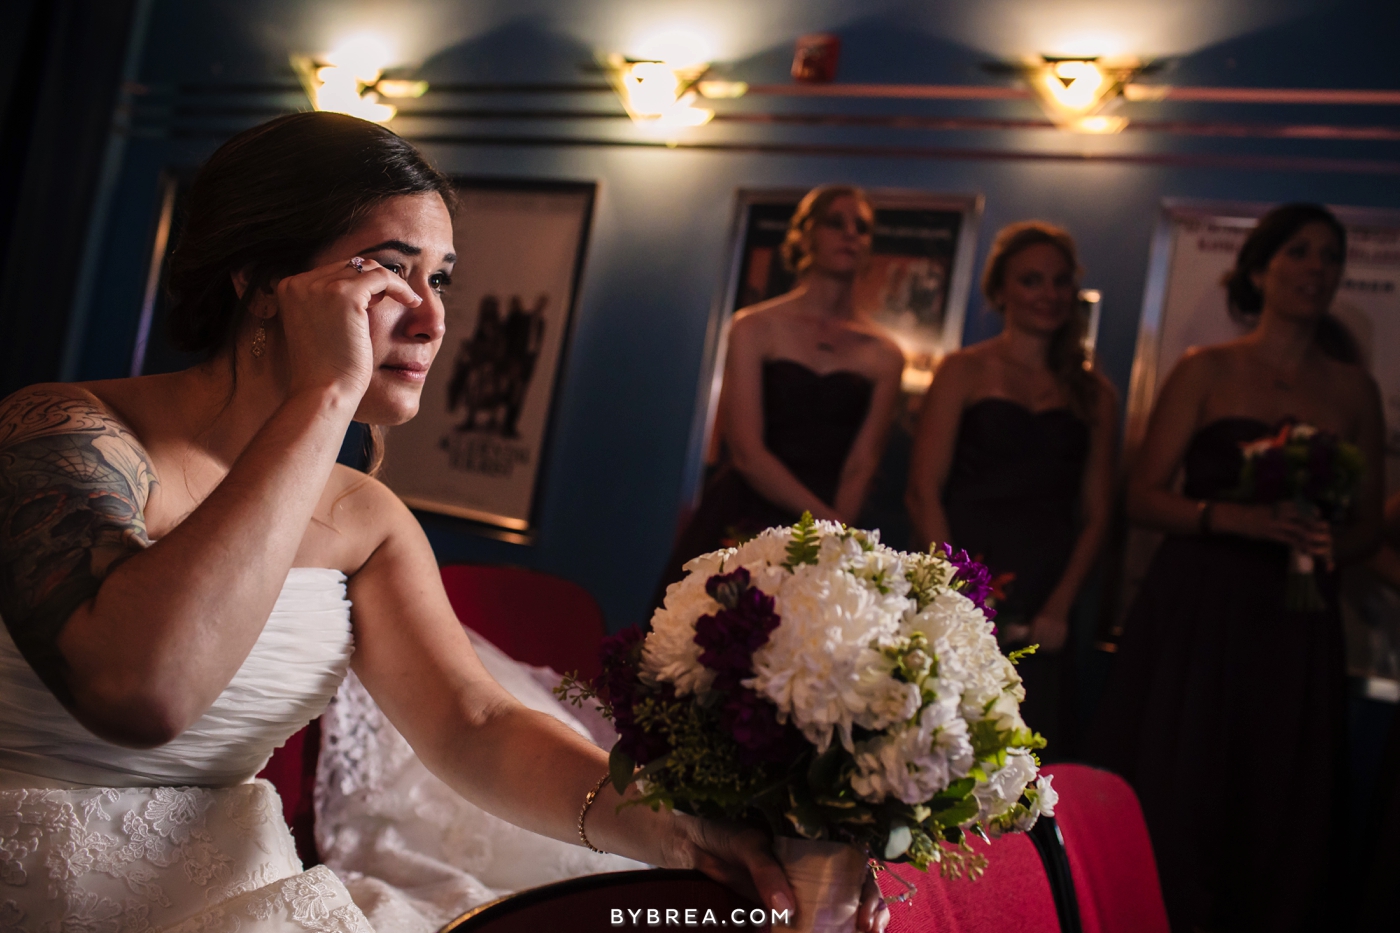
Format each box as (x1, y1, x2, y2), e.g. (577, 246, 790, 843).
(0, 383, 143, 451)
(1165, 343, 1227, 388)
(310, 465, 420, 574)
(933, 344, 988, 385)
(729, 294, 799, 340)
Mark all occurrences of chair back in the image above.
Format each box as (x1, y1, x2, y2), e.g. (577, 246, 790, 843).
(879, 830, 1061, 933)
(440, 563, 607, 681)
(1040, 763, 1170, 933)
(439, 869, 767, 932)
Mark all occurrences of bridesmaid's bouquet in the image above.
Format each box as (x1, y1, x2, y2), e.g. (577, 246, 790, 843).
(560, 515, 1053, 885)
(1234, 420, 1364, 611)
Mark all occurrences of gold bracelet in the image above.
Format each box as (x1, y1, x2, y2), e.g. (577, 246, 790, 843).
(578, 773, 611, 854)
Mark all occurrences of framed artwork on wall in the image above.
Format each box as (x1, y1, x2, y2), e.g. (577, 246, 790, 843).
(1111, 198, 1400, 683)
(380, 179, 596, 544)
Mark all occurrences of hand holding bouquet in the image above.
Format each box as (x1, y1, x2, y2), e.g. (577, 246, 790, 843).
(561, 515, 1053, 929)
(1233, 420, 1364, 611)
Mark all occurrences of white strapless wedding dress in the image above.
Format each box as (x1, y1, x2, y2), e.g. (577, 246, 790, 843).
(0, 568, 369, 932)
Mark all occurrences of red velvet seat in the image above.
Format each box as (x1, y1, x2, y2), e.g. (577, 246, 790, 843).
(439, 563, 607, 683)
(879, 830, 1061, 933)
(256, 562, 610, 866)
(439, 869, 767, 932)
(1040, 763, 1169, 933)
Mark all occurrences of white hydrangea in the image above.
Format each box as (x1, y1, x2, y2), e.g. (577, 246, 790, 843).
(747, 559, 911, 751)
(849, 688, 974, 804)
(641, 549, 730, 696)
(904, 590, 1021, 725)
(973, 748, 1039, 822)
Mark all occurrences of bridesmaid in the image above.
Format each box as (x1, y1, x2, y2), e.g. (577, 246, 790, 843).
(1090, 203, 1384, 933)
(906, 221, 1118, 754)
(655, 186, 904, 596)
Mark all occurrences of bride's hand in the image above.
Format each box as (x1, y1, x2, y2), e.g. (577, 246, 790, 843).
(273, 257, 422, 403)
(664, 813, 889, 932)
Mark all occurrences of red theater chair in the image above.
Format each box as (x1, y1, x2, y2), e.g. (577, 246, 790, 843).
(1039, 763, 1170, 933)
(257, 562, 610, 866)
(879, 829, 1061, 933)
(439, 869, 768, 933)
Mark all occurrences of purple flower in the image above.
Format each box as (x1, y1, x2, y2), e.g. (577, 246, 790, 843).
(694, 573, 780, 688)
(595, 628, 670, 764)
(940, 544, 997, 618)
(721, 686, 806, 765)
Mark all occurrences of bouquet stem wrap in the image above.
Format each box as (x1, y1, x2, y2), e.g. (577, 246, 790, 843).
(773, 838, 868, 933)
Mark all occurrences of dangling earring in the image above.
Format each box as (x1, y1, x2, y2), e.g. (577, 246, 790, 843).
(250, 324, 267, 358)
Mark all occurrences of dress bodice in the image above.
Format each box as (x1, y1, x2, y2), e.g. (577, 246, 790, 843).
(761, 359, 874, 504)
(941, 398, 1090, 621)
(1180, 417, 1274, 501)
(0, 567, 354, 788)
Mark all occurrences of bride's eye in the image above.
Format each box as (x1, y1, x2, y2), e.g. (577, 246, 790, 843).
(429, 272, 452, 294)
(383, 262, 406, 278)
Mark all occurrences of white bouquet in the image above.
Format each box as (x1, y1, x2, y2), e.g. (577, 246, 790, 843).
(561, 514, 1055, 877)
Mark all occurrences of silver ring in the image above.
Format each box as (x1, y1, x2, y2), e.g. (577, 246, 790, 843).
(348, 257, 366, 273)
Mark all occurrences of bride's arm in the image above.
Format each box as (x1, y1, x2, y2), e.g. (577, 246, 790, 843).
(346, 485, 796, 915)
(0, 260, 419, 748)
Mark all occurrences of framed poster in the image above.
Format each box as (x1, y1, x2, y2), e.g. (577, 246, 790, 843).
(381, 179, 596, 544)
(1114, 199, 1400, 681)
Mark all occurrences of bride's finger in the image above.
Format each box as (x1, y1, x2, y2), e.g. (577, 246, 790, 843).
(697, 823, 796, 919)
(857, 873, 889, 931)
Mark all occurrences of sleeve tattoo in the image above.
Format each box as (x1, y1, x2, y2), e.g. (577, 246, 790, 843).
(0, 389, 156, 705)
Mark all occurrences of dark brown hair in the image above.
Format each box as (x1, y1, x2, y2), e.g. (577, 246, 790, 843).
(780, 184, 873, 274)
(981, 221, 1098, 418)
(165, 111, 454, 473)
(1223, 203, 1356, 363)
(1224, 203, 1346, 318)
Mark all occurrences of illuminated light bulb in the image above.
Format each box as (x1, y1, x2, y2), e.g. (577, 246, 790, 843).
(635, 28, 712, 69)
(624, 61, 683, 117)
(326, 34, 392, 84)
(1044, 60, 1105, 112)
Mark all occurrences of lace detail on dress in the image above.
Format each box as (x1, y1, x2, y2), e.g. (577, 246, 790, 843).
(0, 783, 369, 933)
(316, 644, 643, 933)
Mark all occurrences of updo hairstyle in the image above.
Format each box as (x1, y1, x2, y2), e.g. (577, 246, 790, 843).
(166, 111, 454, 357)
(1222, 203, 1357, 363)
(981, 221, 1099, 417)
(780, 184, 873, 275)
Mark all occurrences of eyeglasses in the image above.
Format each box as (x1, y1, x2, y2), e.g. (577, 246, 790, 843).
(817, 212, 872, 236)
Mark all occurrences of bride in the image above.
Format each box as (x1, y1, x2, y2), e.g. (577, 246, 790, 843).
(0, 112, 887, 931)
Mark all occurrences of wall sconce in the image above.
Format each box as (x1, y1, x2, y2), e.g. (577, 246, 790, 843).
(1020, 57, 1142, 134)
(602, 52, 720, 128)
(291, 36, 428, 124)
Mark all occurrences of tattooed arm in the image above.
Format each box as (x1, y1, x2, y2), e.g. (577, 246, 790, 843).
(0, 388, 155, 706)
(0, 382, 356, 746)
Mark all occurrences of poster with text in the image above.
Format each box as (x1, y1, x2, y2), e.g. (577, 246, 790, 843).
(381, 181, 594, 542)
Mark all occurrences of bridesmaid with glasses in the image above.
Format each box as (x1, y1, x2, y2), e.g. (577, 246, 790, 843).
(906, 221, 1118, 755)
(654, 185, 904, 598)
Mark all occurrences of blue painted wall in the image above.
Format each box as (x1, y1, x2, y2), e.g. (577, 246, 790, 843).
(71, 0, 1400, 630)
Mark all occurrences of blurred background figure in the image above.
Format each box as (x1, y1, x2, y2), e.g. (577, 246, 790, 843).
(906, 221, 1117, 757)
(1090, 203, 1385, 933)
(654, 185, 904, 602)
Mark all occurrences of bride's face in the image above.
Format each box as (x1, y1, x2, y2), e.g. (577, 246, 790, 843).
(310, 192, 456, 425)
